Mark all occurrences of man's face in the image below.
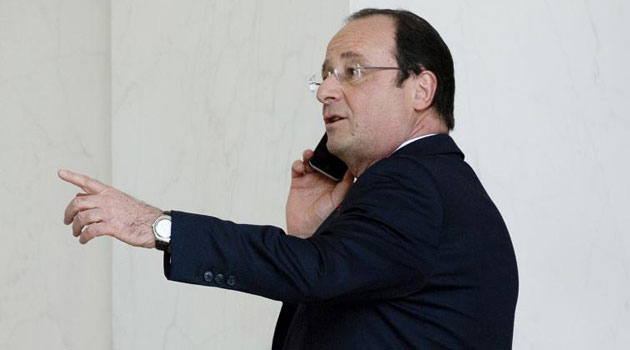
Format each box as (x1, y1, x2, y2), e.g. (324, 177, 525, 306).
(317, 15, 417, 170)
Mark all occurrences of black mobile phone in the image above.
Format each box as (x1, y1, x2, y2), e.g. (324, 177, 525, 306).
(309, 133, 348, 182)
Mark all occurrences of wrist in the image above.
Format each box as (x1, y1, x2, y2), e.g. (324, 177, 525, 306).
(140, 207, 162, 248)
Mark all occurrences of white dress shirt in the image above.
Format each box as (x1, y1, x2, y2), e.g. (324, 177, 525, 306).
(388, 133, 438, 157)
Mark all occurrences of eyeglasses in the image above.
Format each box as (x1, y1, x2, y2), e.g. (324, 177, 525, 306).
(308, 64, 402, 93)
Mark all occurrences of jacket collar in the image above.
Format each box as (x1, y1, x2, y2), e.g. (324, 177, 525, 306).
(392, 133, 464, 160)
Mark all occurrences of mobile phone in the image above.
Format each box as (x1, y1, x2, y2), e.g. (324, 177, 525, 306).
(309, 133, 348, 182)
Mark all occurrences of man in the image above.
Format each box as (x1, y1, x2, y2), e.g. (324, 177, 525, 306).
(59, 9, 518, 349)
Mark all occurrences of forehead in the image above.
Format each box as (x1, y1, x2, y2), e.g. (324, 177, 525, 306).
(324, 15, 397, 65)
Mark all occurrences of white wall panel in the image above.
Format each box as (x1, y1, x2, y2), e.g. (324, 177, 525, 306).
(349, 1, 630, 348)
(0, 0, 112, 349)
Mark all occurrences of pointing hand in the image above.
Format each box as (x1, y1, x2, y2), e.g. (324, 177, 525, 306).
(58, 169, 162, 247)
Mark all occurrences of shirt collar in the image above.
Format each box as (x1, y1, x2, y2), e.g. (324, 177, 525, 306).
(388, 134, 438, 157)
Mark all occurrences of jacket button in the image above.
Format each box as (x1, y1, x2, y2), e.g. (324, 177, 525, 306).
(203, 271, 213, 282)
(214, 273, 225, 284)
(227, 275, 236, 286)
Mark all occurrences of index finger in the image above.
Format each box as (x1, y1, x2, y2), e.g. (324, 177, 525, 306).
(58, 169, 107, 194)
(302, 149, 314, 162)
(291, 160, 306, 178)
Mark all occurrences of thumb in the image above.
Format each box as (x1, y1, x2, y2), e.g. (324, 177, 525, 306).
(332, 170, 354, 202)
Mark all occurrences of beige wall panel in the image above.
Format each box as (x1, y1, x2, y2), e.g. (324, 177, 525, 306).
(111, 1, 348, 349)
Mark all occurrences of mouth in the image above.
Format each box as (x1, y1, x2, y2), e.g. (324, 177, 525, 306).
(324, 114, 346, 125)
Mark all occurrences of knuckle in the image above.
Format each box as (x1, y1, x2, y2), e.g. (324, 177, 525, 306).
(72, 196, 83, 208)
(90, 224, 104, 236)
(75, 211, 84, 223)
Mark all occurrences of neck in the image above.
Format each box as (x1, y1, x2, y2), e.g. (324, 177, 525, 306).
(349, 158, 379, 178)
(348, 110, 448, 178)
(406, 109, 448, 142)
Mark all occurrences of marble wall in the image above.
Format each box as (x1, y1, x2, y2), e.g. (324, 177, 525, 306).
(111, 1, 347, 349)
(349, 1, 630, 348)
(0, 0, 112, 349)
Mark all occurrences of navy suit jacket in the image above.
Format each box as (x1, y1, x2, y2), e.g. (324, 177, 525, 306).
(164, 134, 518, 349)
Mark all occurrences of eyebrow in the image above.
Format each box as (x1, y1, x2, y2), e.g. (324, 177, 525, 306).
(341, 51, 364, 60)
(321, 51, 366, 72)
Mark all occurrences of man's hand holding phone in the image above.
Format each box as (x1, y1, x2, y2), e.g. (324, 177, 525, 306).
(286, 149, 353, 239)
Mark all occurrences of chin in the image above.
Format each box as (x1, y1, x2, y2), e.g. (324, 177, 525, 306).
(329, 145, 353, 167)
(325, 138, 342, 156)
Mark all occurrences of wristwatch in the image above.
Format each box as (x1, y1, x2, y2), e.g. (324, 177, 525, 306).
(152, 211, 172, 252)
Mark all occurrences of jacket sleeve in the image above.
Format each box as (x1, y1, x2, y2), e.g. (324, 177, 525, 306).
(164, 161, 443, 304)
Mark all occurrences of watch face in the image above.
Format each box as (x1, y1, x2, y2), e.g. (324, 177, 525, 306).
(155, 218, 171, 241)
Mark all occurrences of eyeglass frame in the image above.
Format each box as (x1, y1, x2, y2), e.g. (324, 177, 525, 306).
(308, 64, 403, 93)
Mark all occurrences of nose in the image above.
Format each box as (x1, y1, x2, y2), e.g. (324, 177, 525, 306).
(316, 76, 343, 104)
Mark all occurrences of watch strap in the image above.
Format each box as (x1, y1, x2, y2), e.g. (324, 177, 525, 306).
(155, 239, 170, 252)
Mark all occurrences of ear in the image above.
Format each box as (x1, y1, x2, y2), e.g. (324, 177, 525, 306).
(411, 70, 438, 111)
